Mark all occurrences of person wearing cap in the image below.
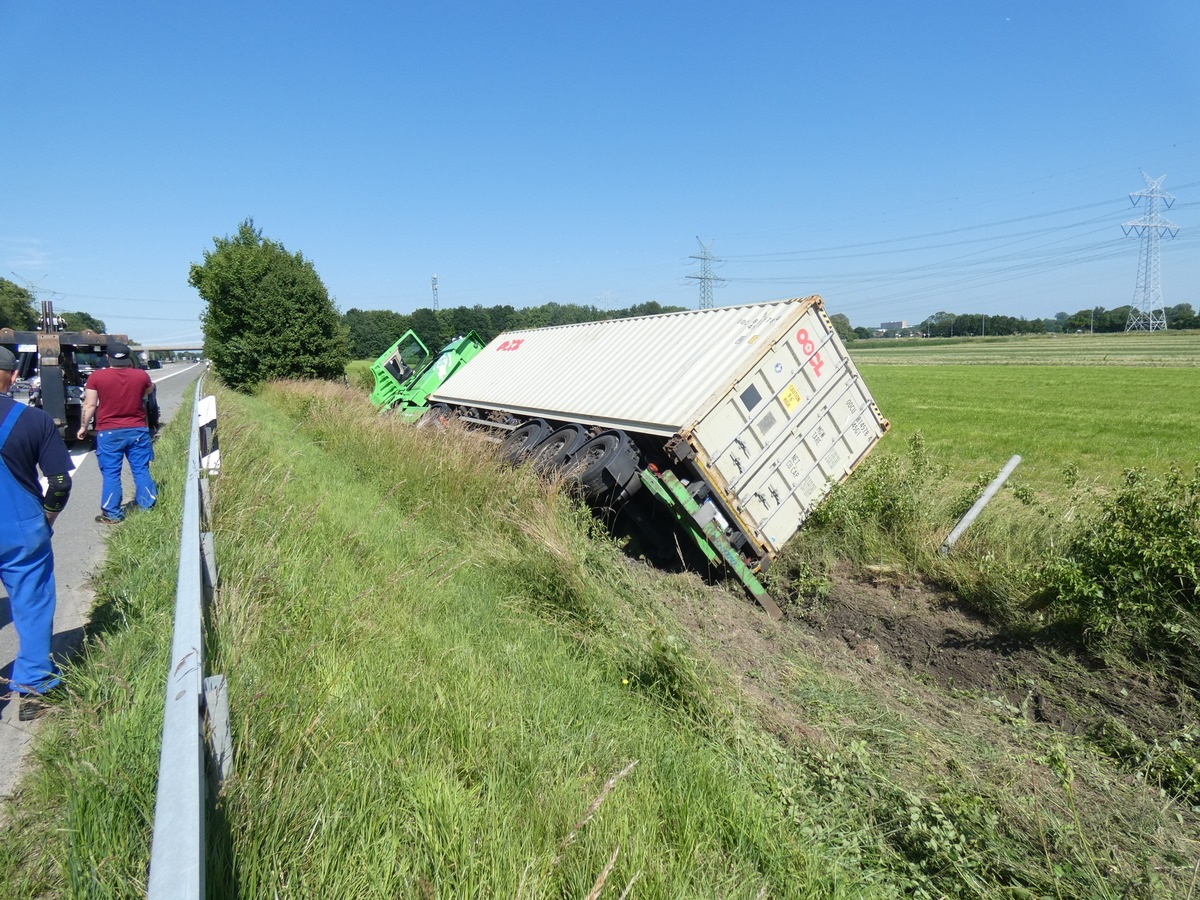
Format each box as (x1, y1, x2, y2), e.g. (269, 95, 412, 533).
(77, 341, 157, 524)
(0, 346, 74, 720)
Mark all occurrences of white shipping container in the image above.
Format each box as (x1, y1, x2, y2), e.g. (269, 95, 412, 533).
(432, 296, 888, 559)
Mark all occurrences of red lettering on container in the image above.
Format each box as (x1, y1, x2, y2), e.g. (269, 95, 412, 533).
(796, 328, 823, 377)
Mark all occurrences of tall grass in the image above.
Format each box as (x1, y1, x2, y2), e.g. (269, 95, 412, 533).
(193, 382, 854, 897)
(2, 380, 1197, 897)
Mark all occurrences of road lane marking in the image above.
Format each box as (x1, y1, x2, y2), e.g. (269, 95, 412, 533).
(151, 363, 203, 383)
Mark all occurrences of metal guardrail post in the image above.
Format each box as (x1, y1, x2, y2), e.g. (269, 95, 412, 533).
(147, 380, 211, 899)
(939, 454, 1022, 555)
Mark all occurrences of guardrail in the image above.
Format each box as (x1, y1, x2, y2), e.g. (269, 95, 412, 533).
(146, 378, 229, 899)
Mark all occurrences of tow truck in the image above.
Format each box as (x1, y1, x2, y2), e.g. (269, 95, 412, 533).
(0, 301, 159, 443)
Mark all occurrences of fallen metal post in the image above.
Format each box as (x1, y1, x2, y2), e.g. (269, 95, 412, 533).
(939, 454, 1022, 555)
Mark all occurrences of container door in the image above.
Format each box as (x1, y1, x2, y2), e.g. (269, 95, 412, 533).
(687, 302, 888, 558)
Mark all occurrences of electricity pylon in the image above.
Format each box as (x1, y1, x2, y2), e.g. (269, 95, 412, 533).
(687, 237, 723, 309)
(1123, 171, 1178, 331)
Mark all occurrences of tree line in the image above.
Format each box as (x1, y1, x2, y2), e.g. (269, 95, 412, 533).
(342, 299, 689, 360)
(909, 305, 1200, 339)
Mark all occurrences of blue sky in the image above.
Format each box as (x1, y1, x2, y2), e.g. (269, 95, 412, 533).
(2, 1, 1198, 344)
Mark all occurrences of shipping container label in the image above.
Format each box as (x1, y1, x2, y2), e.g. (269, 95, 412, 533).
(780, 384, 803, 415)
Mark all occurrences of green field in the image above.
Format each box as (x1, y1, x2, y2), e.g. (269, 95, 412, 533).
(859, 364, 1200, 490)
(850, 329, 1200, 367)
(847, 331, 1200, 494)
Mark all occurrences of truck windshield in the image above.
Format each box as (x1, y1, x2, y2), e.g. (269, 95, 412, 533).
(382, 337, 429, 383)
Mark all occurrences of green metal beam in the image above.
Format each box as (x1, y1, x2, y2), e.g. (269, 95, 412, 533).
(640, 469, 782, 619)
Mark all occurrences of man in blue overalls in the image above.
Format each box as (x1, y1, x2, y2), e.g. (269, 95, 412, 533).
(0, 346, 74, 721)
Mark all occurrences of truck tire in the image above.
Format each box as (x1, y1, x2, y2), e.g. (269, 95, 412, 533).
(416, 403, 451, 429)
(570, 430, 643, 503)
(531, 424, 589, 473)
(498, 419, 550, 465)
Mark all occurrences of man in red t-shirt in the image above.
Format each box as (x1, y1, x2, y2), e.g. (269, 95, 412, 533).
(77, 341, 157, 524)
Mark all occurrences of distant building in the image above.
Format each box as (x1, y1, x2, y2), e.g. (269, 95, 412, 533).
(880, 320, 907, 330)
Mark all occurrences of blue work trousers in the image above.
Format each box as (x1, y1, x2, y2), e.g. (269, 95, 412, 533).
(0, 498, 61, 695)
(96, 427, 157, 520)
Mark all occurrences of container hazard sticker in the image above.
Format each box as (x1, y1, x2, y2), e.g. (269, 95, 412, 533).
(780, 383, 803, 415)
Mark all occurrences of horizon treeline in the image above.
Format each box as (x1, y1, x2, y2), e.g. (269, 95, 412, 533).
(897, 302, 1200, 339)
(342, 299, 1200, 359)
(342, 300, 687, 360)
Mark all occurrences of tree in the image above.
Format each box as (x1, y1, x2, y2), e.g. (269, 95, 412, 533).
(1166, 303, 1199, 330)
(615, 300, 686, 318)
(61, 310, 107, 333)
(344, 308, 411, 359)
(189, 219, 349, 391)
(0, 277, 37, 330)
(829, 312, 855, 342)
(920, 311, 958, 338)
(408, 308, 448, 350)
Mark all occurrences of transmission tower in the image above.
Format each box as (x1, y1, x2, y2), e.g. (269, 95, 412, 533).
(687, 237, 724, 309)
(1122, 171, 1178, 331)
(431, 273, 439, 311)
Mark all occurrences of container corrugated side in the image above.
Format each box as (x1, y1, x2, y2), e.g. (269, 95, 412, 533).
(430, 299, 815, 437)
(684, 301, 889, 558)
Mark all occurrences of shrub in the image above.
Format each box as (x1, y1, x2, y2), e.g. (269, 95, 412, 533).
(190, 219, 350, 391)
(1038, 465, 1200, 673)
(789, 432, 950, 574)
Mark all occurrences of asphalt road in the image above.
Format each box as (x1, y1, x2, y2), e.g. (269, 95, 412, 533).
(0, 361, 204, 806)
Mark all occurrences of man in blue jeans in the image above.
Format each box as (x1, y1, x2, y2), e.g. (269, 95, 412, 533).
(0, 346, 73, 720)
(77, 342, 157, 524)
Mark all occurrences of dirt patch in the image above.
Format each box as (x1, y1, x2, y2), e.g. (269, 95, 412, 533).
(808, 568, 1192, 741)
(658, 561, 1193, 757)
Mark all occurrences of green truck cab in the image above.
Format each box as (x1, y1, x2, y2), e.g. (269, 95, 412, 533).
(368, 330, 486, 421)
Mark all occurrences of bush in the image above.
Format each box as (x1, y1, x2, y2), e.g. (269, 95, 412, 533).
(1038, 465, 1200, 672)
(805, 432, 949, 560)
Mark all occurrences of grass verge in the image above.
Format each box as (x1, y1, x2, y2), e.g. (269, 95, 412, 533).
(2, 380, 1196, 897)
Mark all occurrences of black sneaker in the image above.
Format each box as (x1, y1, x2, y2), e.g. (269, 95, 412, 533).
(95, 514, 123, 525)
(18, 688, 63, 722)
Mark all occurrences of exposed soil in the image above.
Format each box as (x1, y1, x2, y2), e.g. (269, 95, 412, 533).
(660, 562, 1194, 756)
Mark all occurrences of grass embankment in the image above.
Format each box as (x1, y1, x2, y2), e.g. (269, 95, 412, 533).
(3, 379, 1197, 897)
